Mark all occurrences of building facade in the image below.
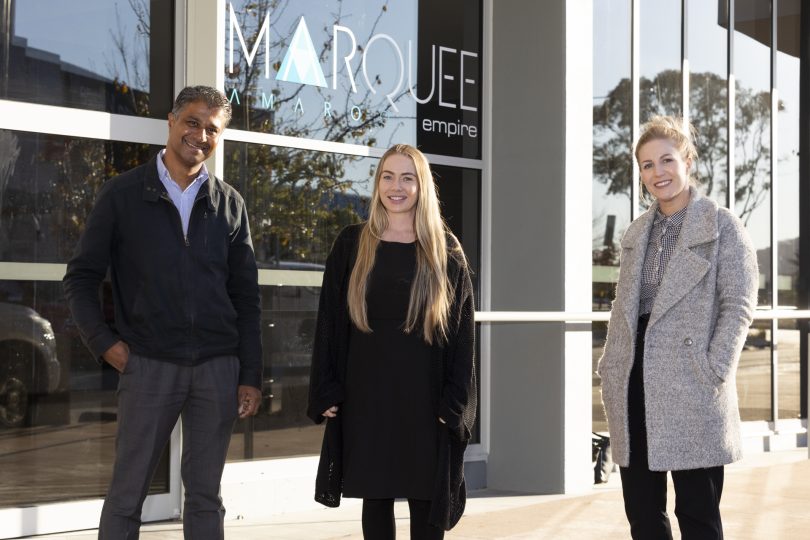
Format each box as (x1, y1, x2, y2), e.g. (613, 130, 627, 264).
(0, 0, 807, 537)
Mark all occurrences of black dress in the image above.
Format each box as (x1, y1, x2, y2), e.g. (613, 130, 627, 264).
(309, 224, 477, 529)
(341, 240, 438, 500)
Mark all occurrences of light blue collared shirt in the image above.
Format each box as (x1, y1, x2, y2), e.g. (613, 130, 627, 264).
(156, 149, 209, 236)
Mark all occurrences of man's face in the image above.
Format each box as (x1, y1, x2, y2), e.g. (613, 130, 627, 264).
(166, 100, 227, 170)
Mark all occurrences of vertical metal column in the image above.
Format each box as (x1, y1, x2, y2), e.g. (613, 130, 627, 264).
(0, 0, 14, 97)
(770, 0, 779, 430)
(631, 0, 640, 220)
(727, 0, 735, 211)
(798, 0, 810, 430)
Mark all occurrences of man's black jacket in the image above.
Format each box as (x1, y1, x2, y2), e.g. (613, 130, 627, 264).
(63, 155, 262, 388)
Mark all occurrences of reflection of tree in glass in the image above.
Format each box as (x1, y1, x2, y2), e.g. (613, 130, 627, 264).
(52, 138, 154, 253)
(104, 0, 151, 117)
(227, 0, 410, 142)
(225, 0, 412, 265)
(226, 143, 369, 267)
(592, 69, 773, 224)
(0, 131, 21, 256)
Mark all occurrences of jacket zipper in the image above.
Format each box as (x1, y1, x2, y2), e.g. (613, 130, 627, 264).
(160, 193, 194, 358)
(159, 188, 211, 362)
(159, 193, 188, 245)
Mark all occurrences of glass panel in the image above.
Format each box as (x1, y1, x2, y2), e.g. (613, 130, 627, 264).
(737, 320, 772, 421)
(640, 0, 683, 119)
(0, 129, 161, 264)
(229, 284, 325, 460)
(777, 319, 800, 420)
(431, 165, 481, 295)
(223, 0, 482, 158)
(428, 165, 482, 443)
(592, 0, 631, 311)
(0, 0, 175, 118)
(687, 0, 729, 206)
(733, 0, 772, 308)
(223, 143, 374, 268)
(0, 280, 168, 508)
(776, 0, 801, 308)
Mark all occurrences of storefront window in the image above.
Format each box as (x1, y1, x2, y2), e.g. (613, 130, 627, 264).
(229, 283, 325, 460)
(777, 319, 801, 420)
(733, 0, 772, 308)
(688, 0, 729, 206)
(0, 0, 175, 118)
(592, 0, 631, 320)
(774, 0, 802, 421)
(223, 0, 482, 159)
(223, 143, 374, 268)
(776, 0, 801, 308)
(0, 279, 169, 508)
(592, 0, 631, 433)
(0, 129, 160, 264)
(640, 0, 682, 119)
(738, 321, 772, 421)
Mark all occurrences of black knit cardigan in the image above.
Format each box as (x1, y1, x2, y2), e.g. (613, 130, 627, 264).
(306, 223, 477, 530)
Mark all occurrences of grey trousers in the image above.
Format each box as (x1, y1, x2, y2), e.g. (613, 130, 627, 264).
(99, 354, 239, 540)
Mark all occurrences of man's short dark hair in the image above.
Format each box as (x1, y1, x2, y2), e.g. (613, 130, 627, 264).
(171, 86, 232, 127)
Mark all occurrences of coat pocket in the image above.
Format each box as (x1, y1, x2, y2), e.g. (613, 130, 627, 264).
(689, 350, 724, 388)
(597, 363, 625, 427)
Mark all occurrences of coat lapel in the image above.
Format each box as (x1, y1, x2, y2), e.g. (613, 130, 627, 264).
(648, 190, 719, 328)
(618, 208, 656, 331)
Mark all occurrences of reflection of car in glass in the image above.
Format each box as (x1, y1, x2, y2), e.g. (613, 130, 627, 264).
(0, 303, 59, 428)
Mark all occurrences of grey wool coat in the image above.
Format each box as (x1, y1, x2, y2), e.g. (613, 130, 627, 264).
(597, 188, 758, 471)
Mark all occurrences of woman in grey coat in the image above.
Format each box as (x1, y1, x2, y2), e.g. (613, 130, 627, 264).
(597, 116, 758, 540)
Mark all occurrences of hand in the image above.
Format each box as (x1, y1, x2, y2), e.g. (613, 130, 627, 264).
(238, 385, 262, 418)
(103, 341, 130, 373)
(322, 405, 339, 418)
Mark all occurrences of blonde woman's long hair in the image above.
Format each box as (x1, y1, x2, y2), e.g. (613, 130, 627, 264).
(348, 144, 455, 345)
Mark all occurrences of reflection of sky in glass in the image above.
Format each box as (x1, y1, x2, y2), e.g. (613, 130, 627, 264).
(593, 0, 630, 101)
(776, 13, 801, 306)
(640, 0, 681, 76)
(226, 0, 419, 146)
(688, 0, 727, 75)
(592, 0, 631, 252)
(640, 0, 681, 117)
(733, 24, 770, 250)
(14, 0, 149, 91)
(340, 155, 375, 200)
(687, 0, 727, 206)
(777, 50, 800, 241)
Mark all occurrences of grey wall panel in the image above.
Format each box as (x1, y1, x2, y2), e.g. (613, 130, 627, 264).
(489, 0, 568, 492)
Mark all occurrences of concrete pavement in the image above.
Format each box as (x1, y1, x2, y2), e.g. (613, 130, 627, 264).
(30, 448, 810, 539)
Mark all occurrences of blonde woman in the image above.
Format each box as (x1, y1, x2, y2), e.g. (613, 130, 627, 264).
(598, 116, 758, 539)
(307, 144, 476, 539)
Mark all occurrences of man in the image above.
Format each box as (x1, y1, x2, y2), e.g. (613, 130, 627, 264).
(64, 86, 262, 539)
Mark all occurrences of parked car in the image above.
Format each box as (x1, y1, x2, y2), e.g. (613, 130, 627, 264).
(0, 303, 59, 428)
